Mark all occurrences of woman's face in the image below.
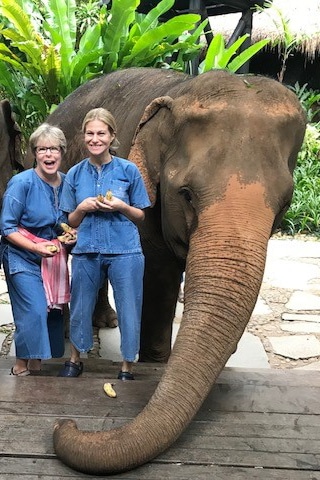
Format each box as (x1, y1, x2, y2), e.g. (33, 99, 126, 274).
(84, 119, 115, 158)
(35, 136, 62, 177)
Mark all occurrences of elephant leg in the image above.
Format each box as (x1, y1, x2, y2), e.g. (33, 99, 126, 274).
(139, 244, 183, 362)
(92, 280, 118, 328)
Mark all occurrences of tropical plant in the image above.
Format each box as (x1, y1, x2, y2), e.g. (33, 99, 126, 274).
(281, 123, 320, 235)
(198, 32, 270, 74)
(0, 0, 204, 137)
(290, 82, 320, 123)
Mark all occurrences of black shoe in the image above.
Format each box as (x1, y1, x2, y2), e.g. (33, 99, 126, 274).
(58, 361, 83, 377)
(117, 371, 134, 381)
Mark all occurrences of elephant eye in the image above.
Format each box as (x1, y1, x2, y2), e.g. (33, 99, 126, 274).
(179, 187, 193, 204)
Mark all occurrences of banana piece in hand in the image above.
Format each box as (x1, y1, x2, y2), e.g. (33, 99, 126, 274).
(97, 190, 113, 203)
(58, 223, 77, 243)
(103, 382, 117, 398)
(46, 245, 59, 253)
(61, 223, 74, 233)
(106, 190, 113, 201)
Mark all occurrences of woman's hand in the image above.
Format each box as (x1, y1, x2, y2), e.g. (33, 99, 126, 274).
(34, 241, 60, 257)
(96, 195, 124, 213)
(96, 196, 145, 224)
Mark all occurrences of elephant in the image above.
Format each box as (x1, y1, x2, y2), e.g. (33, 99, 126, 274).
(0, 99, 24, 204)
(30, 67, 306, 475)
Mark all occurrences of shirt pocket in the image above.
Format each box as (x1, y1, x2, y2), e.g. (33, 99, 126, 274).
(109, 180, 130, 203)
(109, 221, 141, 251)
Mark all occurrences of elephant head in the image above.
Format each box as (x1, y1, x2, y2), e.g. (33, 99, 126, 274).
(49, 68, 306, 475)
(0, 99, 24, 204)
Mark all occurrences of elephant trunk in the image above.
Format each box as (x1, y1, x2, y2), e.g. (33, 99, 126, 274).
(53, 181, 275, 475)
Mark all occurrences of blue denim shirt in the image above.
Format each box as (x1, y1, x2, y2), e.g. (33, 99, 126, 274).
(59, 156, 151, 254)
(0, 169, 66, 273)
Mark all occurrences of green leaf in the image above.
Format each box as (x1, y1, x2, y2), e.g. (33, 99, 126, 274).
(41, 0, 77, 82)
(126, 14, 201, 59)
(102, 0, 140, 72)
(198, 33, 225, 73)
(78, 22, 102, 54)
(0, 0, 36, 40)
(139, 0, 175, 33)
(70, 48, 104, 88)
(227, 39, 270, 72)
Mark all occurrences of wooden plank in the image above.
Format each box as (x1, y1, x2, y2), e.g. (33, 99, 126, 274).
(2, 373, 320, 415)
(3, 357, 320, 387)
(2, 365, 320, 477)
(2, 412, 320, 451)
(0, 357, 166, 379)
(2, 409, 320, 470)
(1, 458, 320, 479)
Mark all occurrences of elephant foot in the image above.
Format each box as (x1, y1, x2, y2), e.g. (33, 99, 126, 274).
(92, 307, 118, 329)
(139, 350, 170, 363)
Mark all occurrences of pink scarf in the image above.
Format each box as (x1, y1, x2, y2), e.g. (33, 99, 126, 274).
(18, 227, 70, 310)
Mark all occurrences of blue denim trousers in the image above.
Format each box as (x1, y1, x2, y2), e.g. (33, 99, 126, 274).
(3, 252, 65, 359)
(70, 253, 145, 362)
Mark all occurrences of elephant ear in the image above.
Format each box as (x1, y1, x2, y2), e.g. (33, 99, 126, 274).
(129, 96, 173, 207)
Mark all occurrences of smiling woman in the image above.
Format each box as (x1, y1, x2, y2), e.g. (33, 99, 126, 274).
(58, 107, 151, 380)
(0, 123, 74, 377)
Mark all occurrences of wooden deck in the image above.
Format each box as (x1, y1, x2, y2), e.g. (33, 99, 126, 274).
(1, 357, 320, 479)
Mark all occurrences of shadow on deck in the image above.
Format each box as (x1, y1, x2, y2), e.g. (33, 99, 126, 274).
(1, 357, 320, 479)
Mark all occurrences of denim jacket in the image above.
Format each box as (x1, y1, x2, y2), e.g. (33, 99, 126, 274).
(0, 169, 66, 273)
(59, 156, 151, 254)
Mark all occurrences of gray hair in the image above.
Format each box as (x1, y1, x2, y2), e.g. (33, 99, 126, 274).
(29, 123, 67, 155)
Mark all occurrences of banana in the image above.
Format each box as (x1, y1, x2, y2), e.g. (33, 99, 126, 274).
(47, 245, 59, 253)
(61, 222, 73, 233)
(106, 190, 113, 201)
(97, 190, 112, 202)
(103, 382, 117, 398)
(58, 223, 77, 243)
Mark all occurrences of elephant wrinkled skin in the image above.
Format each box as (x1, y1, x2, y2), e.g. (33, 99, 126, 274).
(0, 100, 24, 204)
(34, 68, 306, 475)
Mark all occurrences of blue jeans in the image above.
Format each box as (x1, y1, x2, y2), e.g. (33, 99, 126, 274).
(3, 252, 65, 359)
(70, 253, 145, 362)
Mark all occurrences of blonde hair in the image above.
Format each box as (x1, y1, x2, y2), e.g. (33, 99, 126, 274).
(82, 108, 120, 151)
(29, 123, 67, 155)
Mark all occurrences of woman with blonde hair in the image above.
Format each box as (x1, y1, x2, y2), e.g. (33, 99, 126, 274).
(58, 108, 150, 379)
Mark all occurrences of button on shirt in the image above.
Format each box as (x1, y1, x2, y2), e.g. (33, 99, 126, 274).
(59, 157, 151, 254)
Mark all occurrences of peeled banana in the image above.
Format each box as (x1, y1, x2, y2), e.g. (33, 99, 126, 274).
(57, 223, 77, 243)
(46, 244, 59, 253)
(106, 190, 113, 201)
(97, 190, 113, 202)
(103, 382, 117, 398)
(61, 223, 73, 233)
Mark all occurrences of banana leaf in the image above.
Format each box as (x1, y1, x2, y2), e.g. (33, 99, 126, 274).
(102, 0, 139, 72)
(0, 0, 35, 40)
(139, 0, 175, 33)
(41, 0, 77, 80)
(70, 48, 105, 88)
(227, 39, 270, 72)
(125, 14, 200, 60)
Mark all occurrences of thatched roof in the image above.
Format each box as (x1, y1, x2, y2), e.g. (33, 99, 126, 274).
(209, 0, 320, 59)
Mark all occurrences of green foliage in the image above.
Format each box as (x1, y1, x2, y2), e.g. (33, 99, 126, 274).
(290, 83, 320, 123)
(281, 123, 320, 236)
(198, 33, 270, 74)
(0, 0, 203, 137)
